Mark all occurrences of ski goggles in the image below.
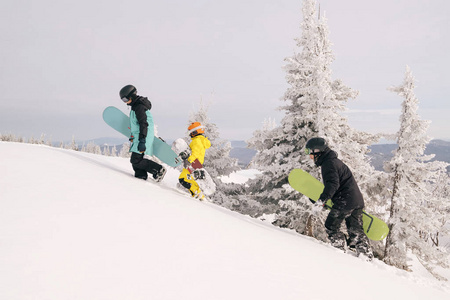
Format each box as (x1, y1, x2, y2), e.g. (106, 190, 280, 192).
(305, 148, 321, 155)
(121, 97, 129, 103)
(188, 125, 205, 134)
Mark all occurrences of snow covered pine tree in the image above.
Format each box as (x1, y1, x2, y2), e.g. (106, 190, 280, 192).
(383, 66, 449, 279)
(246, 0, 385, 243)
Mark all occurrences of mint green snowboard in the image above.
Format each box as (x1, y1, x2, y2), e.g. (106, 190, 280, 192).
(102, 106, 182, 167)
(288, 169, 389, 241)
(102, 106, 132, 138)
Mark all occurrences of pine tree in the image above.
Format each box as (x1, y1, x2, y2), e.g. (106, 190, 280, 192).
(38, 133, 46, 145)
(69, 136, 79, 151)
(45, 136, 52, 147)
(383, 66, 449, 278)
(17, 136, 25, 143)
(119, 142, 131, 158)
(244, 0, 382, 238)
(247, 118, 278, 169)
(428, 170, 450, 250)
(0, 133, 14, 142)
(103, 145, 111, 156)
(246, 0, 329, 212)
(111, 145, 118, 157)
(83, 141, 97, 154)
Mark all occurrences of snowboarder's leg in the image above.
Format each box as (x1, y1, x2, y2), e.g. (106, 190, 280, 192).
(325, 208, 351, 250)
(189, 183, 205, 200)
(179, 169, 195, 191)
(178, 169, 204, 200)
(179, 169, 193, 188)
(130, 153, 148, 179)
(130, 152, 164, 180)
(346, 208, 365, 246)
(346, 208, 373, 259)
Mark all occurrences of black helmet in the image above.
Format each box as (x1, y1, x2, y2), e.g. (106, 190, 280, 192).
(119, 85, 137, 101)
(305, 137, 327, 154)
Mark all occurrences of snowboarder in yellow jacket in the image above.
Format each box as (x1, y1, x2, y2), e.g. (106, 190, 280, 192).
(178, 122, 211, 200)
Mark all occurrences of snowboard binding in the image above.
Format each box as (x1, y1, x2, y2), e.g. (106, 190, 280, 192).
(187, 169, 206, 180)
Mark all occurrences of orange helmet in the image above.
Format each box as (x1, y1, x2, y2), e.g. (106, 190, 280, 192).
(188, 122, 205, 137)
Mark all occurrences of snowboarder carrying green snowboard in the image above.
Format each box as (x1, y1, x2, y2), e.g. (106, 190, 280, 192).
(294, 137, 377, 259)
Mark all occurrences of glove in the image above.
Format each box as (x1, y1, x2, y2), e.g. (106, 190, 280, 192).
(183, 159, 191, 169)
(311, 199, 326, 215)
(316, 199, 326, 208)
(129, 135, 134, 142)
(179, 150, 190, 160)
(138, 139, 146, 153)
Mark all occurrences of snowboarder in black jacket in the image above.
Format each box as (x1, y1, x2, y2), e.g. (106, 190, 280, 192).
(305, 137, 373, 258)
(119, 85, 166, 182)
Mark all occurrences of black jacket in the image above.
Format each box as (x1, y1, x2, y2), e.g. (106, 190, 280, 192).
(316, 148, 364, 210)
(128, 96, 152, 140)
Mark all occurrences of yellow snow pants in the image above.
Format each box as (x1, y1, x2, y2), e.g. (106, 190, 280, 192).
(179, 168, 201, 195)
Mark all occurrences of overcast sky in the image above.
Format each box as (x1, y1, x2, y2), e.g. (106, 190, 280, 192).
(1, 0, 449, 143)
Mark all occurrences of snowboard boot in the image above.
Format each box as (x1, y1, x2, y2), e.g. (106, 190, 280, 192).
(346, 238, 357, 251)
(193, 190, 205, 201)
(331, 239, 347, 252)
(189, 186, 205, 201)
(153, 167, 167, 182)
(355, 242, 374, 261)
(327, 230, 347, 252)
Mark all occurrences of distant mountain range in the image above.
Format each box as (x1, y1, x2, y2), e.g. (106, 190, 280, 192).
(229, 140, 450, 171)
(230, 142, 257, 167)
(368, 139, 450, 172)
(80, 138, 450, 171)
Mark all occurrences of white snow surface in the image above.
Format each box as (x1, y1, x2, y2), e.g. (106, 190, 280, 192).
(219, 169, 262, 184)
(1, 142, 449, 300)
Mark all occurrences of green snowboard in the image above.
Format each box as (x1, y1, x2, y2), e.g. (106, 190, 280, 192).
(288, 169, 389, 241)
(102, 106, 182, 167)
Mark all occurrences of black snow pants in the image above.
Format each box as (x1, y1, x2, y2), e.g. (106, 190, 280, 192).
(324, 207, 370, 253)
(130, 152, 162, 180)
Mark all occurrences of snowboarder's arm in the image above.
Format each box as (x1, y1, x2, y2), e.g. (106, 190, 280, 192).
(204, 137, 211, 149)
(188, 139, 203, 163)
(319, 161, 339, 201)
(134, 104, 149, 140)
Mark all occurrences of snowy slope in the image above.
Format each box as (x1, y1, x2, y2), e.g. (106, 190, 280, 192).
(1, 142, 449, 300)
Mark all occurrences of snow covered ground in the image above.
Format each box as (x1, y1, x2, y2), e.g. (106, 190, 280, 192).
(1, 142, 449, 300)
(218, 169, 262, 184)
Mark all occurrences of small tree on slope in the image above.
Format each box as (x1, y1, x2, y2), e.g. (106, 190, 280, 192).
(383, 66, 449, 279)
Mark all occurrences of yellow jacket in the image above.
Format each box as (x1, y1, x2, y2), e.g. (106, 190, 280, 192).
(188, 135, 211, 164)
